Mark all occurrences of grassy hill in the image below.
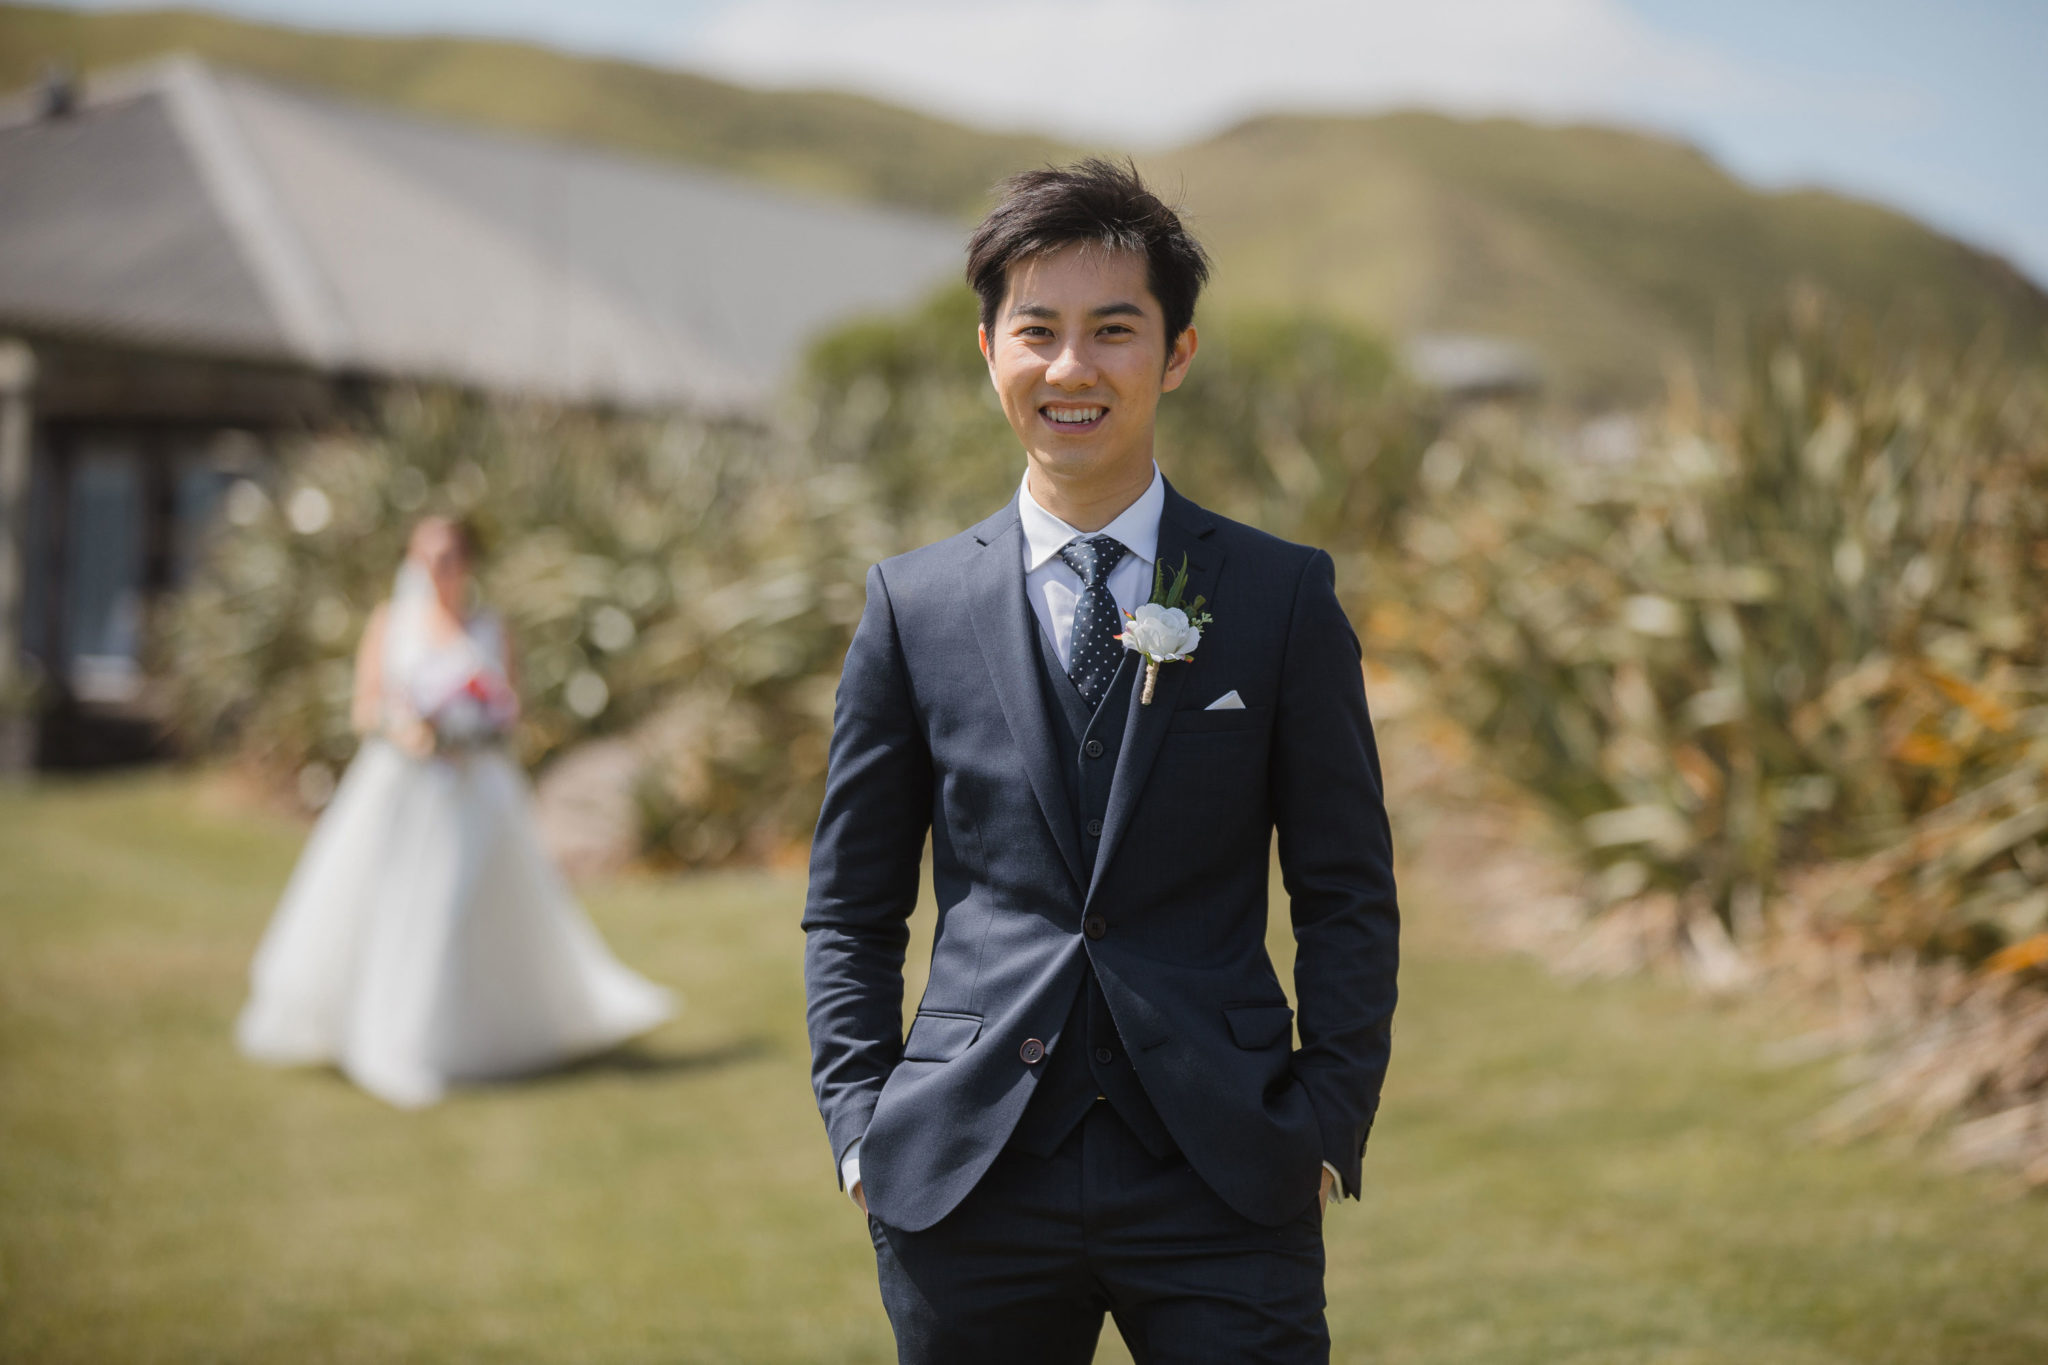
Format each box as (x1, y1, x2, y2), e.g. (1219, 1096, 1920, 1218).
(1152, 114, 2048, 401)
(5, 3, 2044, 397)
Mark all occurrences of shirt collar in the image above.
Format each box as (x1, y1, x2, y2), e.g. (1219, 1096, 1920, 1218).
(1017, 463, 1165, 574)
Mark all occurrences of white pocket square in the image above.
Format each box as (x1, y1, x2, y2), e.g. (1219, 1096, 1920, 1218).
(1204, 690, 1246, 711)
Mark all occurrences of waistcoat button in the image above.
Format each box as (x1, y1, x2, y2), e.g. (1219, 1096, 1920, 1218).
(1083, 915, 1107, 940)
(1019, 1038, 1045, 1064)
(1085, 818, 1103, 838)
(1094, 1046, 1114, 1065)
(1084, 739, 1104, 758)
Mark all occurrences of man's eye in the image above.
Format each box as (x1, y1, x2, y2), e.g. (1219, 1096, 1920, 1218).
(1019, 326, 1053, 338)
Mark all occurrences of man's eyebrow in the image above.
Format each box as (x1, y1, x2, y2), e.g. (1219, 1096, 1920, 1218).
(1005, 301, 1149, 322)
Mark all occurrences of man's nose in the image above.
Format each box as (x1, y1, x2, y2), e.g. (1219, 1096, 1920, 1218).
(1045, 343, 1095, 389)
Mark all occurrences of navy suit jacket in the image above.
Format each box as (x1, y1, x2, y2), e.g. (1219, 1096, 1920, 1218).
(803, 481, 1399, 1232)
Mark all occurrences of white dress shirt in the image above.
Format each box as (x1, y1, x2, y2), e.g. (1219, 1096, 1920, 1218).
(841, 465, 1343, 1206)
(1018, 464, 1165, 669)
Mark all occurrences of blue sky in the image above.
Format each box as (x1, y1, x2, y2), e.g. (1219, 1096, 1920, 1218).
(56, 0, 2048, 286)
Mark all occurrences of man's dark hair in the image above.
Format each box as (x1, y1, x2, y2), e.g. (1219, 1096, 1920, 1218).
(966, 157, 1210, 347)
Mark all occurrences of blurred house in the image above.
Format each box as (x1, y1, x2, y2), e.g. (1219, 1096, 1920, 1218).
(0, 56, 961, 767)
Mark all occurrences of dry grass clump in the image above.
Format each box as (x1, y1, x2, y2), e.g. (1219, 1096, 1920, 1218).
(1805, 957, 2048, 1184)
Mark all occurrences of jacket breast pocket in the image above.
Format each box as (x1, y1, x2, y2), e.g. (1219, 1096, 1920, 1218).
(1223, 1003, 1294, 1050)
(901, 1010, 982, 1062)
(1167, 704, 1270, 735)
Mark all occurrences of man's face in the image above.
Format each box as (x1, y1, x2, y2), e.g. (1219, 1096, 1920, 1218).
(979, 243, 1196, 484)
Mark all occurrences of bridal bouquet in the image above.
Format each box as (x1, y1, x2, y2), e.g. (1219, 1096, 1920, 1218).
(395, 664, 520, 756)
(422, 670, 519, 751)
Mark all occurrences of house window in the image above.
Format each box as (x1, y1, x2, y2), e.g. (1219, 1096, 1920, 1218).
(63, 438, 145, 704)
(18, 433, 52, 669)
(171, 430, 262, 583)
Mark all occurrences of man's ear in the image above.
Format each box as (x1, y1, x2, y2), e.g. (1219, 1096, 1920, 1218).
(979, 323, 1005, 405)
(1160, 324, 1199, 394)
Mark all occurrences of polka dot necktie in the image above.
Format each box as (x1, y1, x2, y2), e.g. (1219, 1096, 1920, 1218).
(1058, 535, 1129, 711)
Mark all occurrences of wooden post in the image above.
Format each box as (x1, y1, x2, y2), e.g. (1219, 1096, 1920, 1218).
(0, 338, 37, 773)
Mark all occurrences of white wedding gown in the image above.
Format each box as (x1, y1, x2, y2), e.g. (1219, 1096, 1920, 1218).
(236, 574, 675, 1107)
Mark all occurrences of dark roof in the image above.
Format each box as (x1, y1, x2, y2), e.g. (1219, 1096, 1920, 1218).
(0, 57, 963, 411)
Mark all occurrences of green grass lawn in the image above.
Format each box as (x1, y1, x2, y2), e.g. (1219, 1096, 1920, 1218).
(3, 773, 2045, 1364)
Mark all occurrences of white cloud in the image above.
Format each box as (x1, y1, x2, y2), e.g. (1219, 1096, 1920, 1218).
(683, 0, 1763, 145)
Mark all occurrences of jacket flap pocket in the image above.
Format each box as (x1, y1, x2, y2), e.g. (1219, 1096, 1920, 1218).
(902, 1010, 982, 1062)
(1223, 1004, 1294, 1050)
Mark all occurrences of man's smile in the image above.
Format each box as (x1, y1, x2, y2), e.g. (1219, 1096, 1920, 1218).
(1040, 403, 1108, 433)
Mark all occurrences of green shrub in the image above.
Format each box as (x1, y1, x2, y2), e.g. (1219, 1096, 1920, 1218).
(804, 286, 1437, 551)
(802, 287, 1015, 540)
(1161, 312, 1432, 551)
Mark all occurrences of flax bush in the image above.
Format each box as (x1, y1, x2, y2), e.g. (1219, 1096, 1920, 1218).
(1388, 301, 2048, 960)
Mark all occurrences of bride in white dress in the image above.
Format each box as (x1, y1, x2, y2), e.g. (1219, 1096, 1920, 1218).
(236, 517, 675, 1107)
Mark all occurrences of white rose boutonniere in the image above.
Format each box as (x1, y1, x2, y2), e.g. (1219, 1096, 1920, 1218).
(1117, 553, 1213, 705)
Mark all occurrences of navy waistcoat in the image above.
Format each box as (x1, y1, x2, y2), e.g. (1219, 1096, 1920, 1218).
(1007, 619, 1174, 1159)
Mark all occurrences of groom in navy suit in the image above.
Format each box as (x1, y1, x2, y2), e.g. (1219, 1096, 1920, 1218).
(803, 159, 1399, 1363)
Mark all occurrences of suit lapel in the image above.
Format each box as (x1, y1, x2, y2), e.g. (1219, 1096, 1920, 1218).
(1086, 483, 1223, 906)
(967, 501, 1090, 895)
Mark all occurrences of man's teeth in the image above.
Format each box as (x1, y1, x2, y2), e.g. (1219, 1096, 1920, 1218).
(1046, 407, 1104, 424)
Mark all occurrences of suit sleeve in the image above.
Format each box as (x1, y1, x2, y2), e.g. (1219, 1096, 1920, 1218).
(802, 564, 934, 1183)
(1271, 549, 1400, 1199)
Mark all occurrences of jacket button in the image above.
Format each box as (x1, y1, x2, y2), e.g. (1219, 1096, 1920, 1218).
(1019, 1038, 1045, 1065)
(1085, 817, 1103, 838)
(1083, 915, 1107, 940)
(1094, 1046, 1114, 1065)
(1084, 739, 1104, 759)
